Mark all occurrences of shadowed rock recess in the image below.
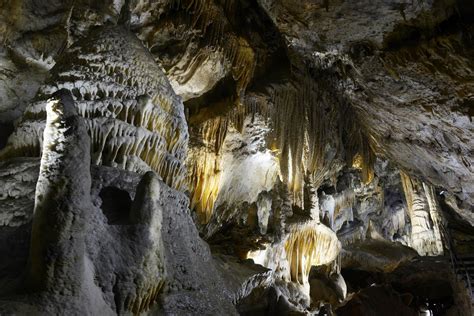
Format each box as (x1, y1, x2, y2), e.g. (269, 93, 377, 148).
(0, 0, 473, 315)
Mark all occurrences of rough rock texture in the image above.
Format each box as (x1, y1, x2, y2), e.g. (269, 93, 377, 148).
(1, 25, 189, 191)
(0, 90, 236, 314)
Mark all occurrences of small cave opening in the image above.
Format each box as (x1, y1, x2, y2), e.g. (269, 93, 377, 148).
(99, 186, 132, 225)
(0, 122, 14, 150)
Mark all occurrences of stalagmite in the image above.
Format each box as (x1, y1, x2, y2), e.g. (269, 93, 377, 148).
(125, 171, 167, 314)
(27, 89, 90, 292)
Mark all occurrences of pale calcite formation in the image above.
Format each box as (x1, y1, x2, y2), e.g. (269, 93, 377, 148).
(284, 221, 341, 285)
(168, 47, 230, 101)
(28, 89, 91, 293)
(188, 116, 228, 223)
(247, 220, 341, 280)
(188, 115, 279, 224)
(1, 26, 189, 191)
(400, 171, 444, 256)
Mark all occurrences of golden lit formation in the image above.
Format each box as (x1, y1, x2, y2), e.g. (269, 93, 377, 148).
(285, 221, 341, 284)
(400, 171, 444, 256)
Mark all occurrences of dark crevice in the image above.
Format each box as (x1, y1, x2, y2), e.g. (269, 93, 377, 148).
(384, 4, 474, 51)
(99, 186, 132, 225)
(0, 122, 14, 150)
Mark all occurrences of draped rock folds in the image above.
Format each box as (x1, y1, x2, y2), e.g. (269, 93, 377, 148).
(2, 26, 189, 191)
(285, 221, 341, 285)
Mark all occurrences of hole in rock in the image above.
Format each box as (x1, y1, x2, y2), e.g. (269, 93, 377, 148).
(99, 186, 132, 225)
(384, 25, 422, 50)
(0, 122, 14, 150)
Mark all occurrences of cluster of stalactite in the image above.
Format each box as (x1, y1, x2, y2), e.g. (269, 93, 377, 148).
(284, 221, 341, 284)
(186, 96, 274, 223)
(188, 116, 228, 224)
(334, 190, 356, 218)
(0, 26, 189, 191)
(192, 75, 339, 211)
(174, 1, 376, 223)
(266, 71, 374, 207)
(170, 2, 377, 237)
(400, 171, 444, 256)
(186, 69, 376, 223)
(268, 79, 329, 207)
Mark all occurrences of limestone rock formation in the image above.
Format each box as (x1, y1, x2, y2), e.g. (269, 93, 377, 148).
(0, 0, 473, 315)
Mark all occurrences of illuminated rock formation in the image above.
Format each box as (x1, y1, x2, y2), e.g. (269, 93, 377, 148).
(1, 26, 189, 191)
(400, 172, 444, 256)
(284, 221, 341, 285)
(189, 115, 279, 226)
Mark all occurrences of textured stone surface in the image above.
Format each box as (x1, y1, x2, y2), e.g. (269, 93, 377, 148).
(0, 90, 236, 315)
(1, 25, 189, 191)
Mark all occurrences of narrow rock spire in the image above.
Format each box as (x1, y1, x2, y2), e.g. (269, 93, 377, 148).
(27, 89, 91, 293)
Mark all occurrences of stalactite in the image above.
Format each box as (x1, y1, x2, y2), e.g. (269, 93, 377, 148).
(423, 182, 445, 254)
(188, 151, 222, 224)
(266, 75, 335, 207)
(400, 171, 444, 256)
(334, 190, 356, 216)
(229, 36, 256, 95)
(344, 105, 375, 185)
(284, 221, 341, 284)
(201, 116, 228, 154)
(0, 26, 189, 191)
(359, 140, 375, 184)
(187, 116, 230, 224)
(228, 96, 272, 134)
